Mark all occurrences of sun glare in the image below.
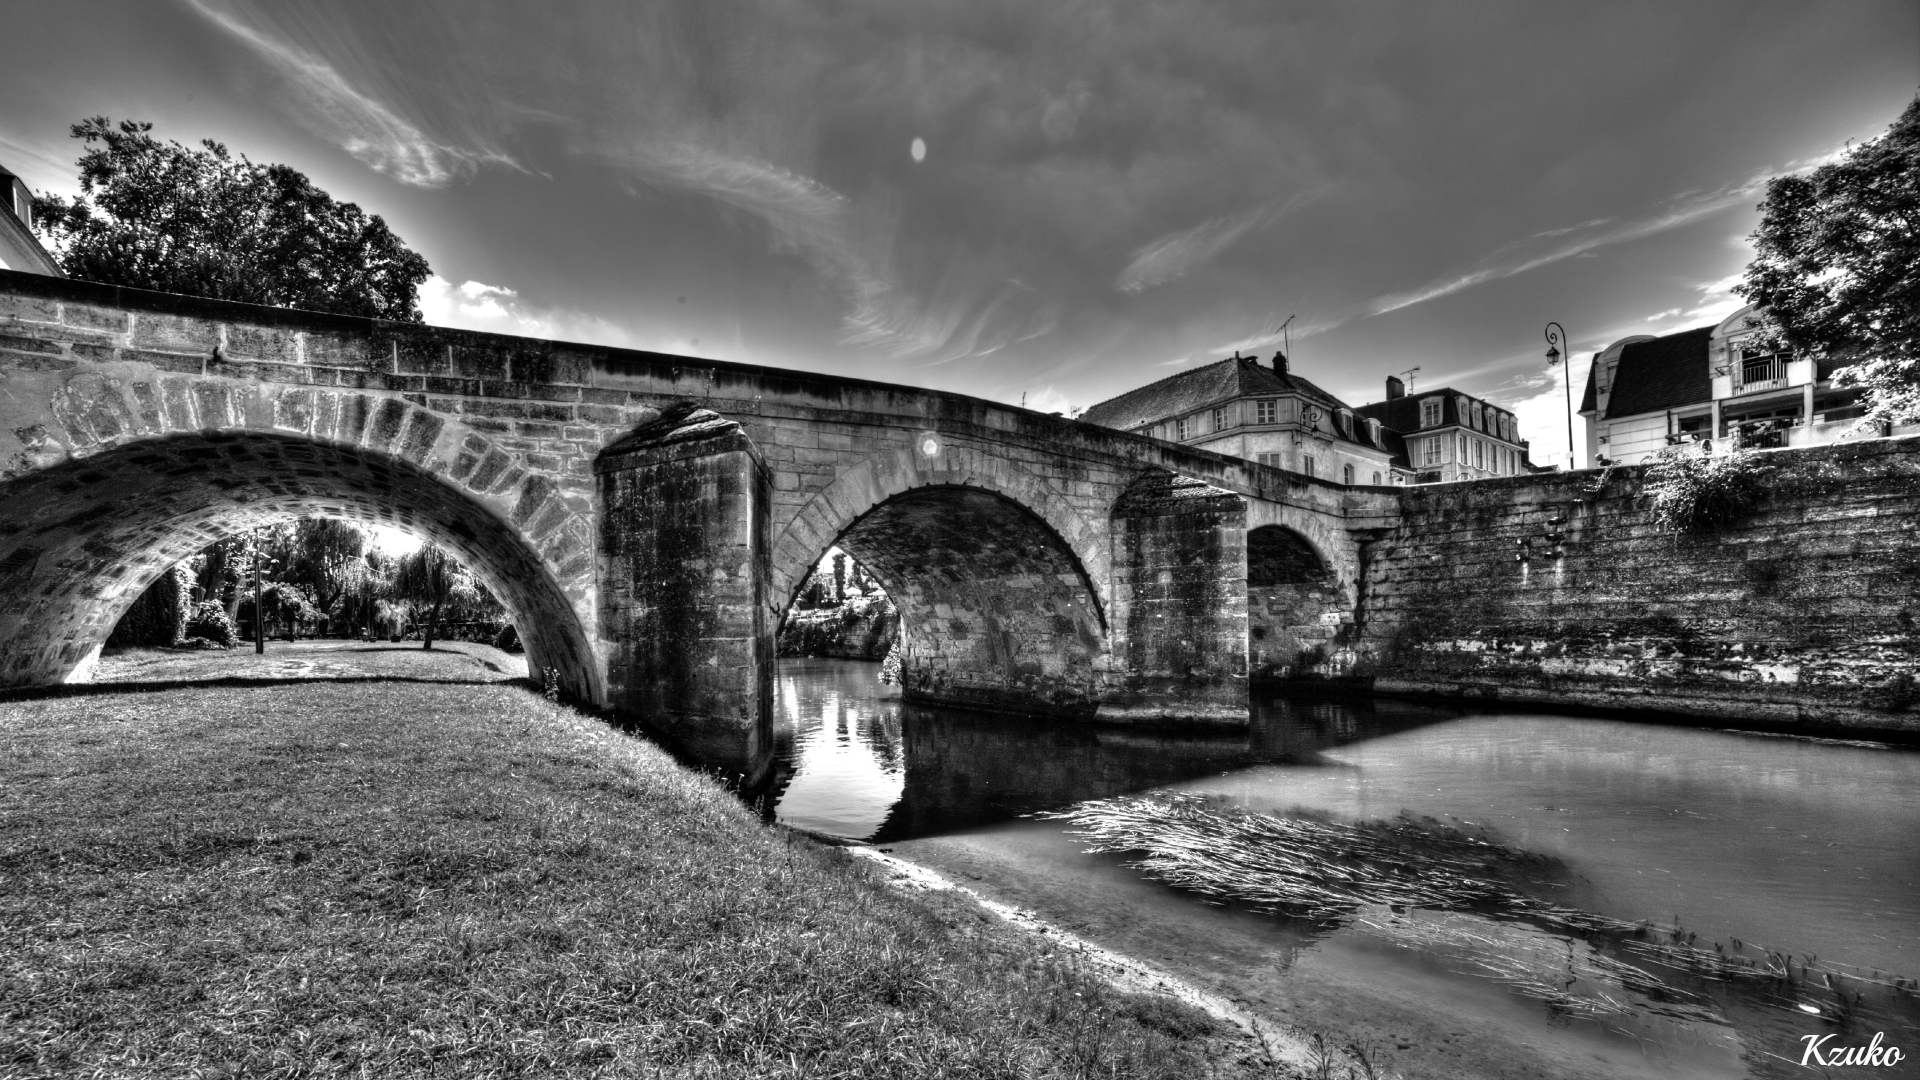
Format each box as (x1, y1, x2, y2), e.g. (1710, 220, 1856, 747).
(368, 524, 423, 557)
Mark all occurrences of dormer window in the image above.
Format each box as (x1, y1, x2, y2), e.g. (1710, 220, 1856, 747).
(1419, 398, 1442, 428)
(1471, 402, 1484, 431)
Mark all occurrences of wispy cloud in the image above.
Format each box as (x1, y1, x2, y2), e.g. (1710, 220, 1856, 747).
(184, 0, 489, 187)
(1363, 181, 1764, 319)
(1116, 192, 1315, 294)
(418, 275, 657, 352)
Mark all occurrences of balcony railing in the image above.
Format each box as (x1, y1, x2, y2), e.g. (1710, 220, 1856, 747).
(1734, 353, 1789, 393)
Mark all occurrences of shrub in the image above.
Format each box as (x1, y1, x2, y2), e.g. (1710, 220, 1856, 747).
(879, 642, 902, 685)
(493, 623, 521, 653)
(181, 600, 239, 648)
(1645, 445, 1771, 534)
(106, 564, 192, 647)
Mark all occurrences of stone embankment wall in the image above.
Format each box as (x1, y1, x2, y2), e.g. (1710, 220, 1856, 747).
(1353, 436, 1920, 735)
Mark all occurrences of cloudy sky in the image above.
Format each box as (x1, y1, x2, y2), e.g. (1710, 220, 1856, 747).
(3, 1, 1915, 465)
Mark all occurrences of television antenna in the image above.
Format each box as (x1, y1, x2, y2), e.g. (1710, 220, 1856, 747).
(1278, 314, 1296, 359)
(1398, 366, 1421, 393)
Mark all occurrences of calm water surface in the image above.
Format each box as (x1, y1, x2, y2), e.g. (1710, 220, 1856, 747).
(769, 659, 1920, 1078)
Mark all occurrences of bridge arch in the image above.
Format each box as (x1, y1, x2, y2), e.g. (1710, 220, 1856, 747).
(793, 482, 1106, 718)
(770, 445, 1106, 620)
(0, 426, 600, 701)
(1245, 524, 1345, 678)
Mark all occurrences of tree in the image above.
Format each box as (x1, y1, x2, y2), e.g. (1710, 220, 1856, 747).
(392, 543, 456, 650)
(1738, 96, 1920, 424)
(31, 118, 431, 321)
(281, 518, 367, 635)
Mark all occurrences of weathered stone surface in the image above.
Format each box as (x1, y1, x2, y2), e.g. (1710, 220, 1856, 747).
(1104, 472, 1249, 722)
(597, 405, 773, 785)
(1351, 442, 1920, 734)
(33, 268, 1914, 786)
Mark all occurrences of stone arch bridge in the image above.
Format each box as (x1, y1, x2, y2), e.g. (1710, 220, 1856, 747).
(0, 271, 1399, 783)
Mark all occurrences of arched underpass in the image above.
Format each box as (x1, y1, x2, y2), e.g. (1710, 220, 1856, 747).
(818, 485, 1106, 718)
(0, 431, 598, 699)
(1246, 524, 1340, 679)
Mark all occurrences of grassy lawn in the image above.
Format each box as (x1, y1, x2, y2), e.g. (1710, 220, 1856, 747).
(0, 645, 1268, 1078)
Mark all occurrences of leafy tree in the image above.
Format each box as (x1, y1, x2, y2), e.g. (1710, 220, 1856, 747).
(280, 518, 367, 634)
(1738, 97, 1920, 423)
(392, 543, 458, 650)
(31, 118, 430, 321)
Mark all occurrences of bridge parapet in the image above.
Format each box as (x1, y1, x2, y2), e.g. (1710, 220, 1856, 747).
(0, 270, 1405, 781)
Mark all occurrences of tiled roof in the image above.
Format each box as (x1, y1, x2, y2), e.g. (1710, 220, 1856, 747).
(1080, 354, 1348, 431)
(1354, 387, 1516, 437)
(1603, 326, 1713, 419)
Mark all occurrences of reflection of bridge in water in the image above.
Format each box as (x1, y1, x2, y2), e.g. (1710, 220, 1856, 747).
(0, 270, 1395, 786)
(767, 659, 1452, 842)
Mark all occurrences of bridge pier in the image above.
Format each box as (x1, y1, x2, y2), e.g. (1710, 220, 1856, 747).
(1099, 473, 1250, 723)
(597, 406, 774, 788)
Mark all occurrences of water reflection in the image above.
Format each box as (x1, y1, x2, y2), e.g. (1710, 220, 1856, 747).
(771, 659, 1920, 1079)
(768, 659, 1451, 841)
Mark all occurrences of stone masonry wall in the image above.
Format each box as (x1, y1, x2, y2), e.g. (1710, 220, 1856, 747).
(1354, 436, 1920, 735)
(1105, 473, 1249, 722)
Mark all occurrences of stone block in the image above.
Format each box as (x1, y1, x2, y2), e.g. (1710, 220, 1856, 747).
(304, 333, 373, 370)
(61, 303, 126, 333)
(226, 324, 302, 364)
(130, 313, 220, 354)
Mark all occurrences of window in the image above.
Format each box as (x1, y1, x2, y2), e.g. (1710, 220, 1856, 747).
(1372, 471, 1382, 485)
(1212, 406, 1229, 431)
(1176, 417, 1192, 440)
(1303, 455, 1316, 478)
(1254, 399, 1277, 424)
(1342, 463, 1354, 485)
(1256, 452, 1284, 467)
(1420, 436, 1441, 466)
(1419, 398, 1442, 428)
(1471, 402, 1484, 431)
(1472, 439, 1485, 470)
(1457, 434, 1468, 462)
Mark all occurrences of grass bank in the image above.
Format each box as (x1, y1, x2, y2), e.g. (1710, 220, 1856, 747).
(1, 647, 1268, 1078)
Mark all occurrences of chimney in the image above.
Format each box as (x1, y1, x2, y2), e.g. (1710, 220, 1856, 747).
(1271, 351, 1289, 375)
(1385, 375, 1405, 400)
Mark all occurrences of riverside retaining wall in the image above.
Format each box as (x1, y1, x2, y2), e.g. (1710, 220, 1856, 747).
(1352, 435, 1920, 735)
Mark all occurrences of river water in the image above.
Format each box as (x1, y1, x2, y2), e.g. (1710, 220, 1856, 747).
(768, 658, 1920, 1079)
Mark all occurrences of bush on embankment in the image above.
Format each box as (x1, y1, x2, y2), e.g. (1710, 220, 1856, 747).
(0, 675, 1250, 1078)
(777, 596, 899, 660)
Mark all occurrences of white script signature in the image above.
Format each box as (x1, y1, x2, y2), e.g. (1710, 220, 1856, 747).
(1800, 1032, 1904, 1068)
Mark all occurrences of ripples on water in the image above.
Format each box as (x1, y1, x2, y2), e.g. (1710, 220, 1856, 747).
(767, 658, 1920, 1078)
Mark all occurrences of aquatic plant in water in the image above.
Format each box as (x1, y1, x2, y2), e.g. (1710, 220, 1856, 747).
(1045, 792, 1916, 1027)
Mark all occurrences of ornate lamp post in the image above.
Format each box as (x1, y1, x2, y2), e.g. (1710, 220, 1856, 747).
(1544, 322, 1574, 470)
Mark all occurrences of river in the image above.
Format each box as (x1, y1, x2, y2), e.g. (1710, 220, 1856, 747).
(767, 658, 1920, 1079)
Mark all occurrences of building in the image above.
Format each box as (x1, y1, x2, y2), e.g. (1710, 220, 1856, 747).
(1080, 352, 1400, 486)
(0, 164, 60, 277)
(1354, 376, 1537, 484)
(1580, 304, 1870, 466)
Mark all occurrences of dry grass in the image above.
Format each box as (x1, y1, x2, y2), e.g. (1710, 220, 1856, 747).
(1, 659, 1270, 1078)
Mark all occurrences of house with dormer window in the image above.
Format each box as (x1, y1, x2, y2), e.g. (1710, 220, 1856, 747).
(1354, 375, 1537, 484)
(1080, 352, 1400, 485)
(0, 164, 61, 277)
(1578, 304, 1878, 466)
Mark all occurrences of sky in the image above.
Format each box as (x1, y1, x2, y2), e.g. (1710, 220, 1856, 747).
(3, 2, 1915, 467)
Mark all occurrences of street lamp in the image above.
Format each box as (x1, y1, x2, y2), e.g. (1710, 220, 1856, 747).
(1544, 322, 1574, 470)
